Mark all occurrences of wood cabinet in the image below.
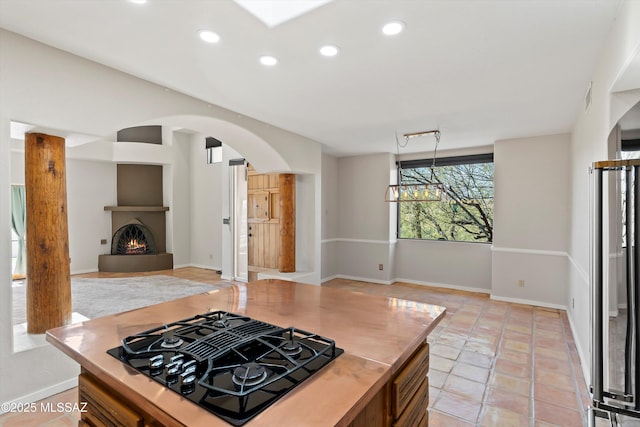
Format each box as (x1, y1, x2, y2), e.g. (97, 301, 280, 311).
(348, 342, 429, 427)
(78, 372, 145, 427)
(391, 343, 429, 426)
(78, 370, 177, 427)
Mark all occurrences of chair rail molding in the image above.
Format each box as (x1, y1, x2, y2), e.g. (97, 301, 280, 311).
(491, 246, 568, 258)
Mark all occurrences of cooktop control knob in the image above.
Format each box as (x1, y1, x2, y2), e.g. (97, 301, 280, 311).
(164, 362, 181, 382)
(180, 373, 197, 393)
(169, 355, 184, 365)
(182, 360, 196, 373)
(148, 354, 164, 371)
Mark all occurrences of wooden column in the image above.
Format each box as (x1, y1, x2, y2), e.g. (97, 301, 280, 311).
(278, 174, 295, 273)
(25, 133, 72, 334)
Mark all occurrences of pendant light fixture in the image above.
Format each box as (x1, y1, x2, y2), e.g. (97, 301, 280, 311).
(385, 129, 446, 202)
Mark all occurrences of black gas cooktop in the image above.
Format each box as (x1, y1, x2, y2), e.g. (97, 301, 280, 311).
(107, 311, 343, 426)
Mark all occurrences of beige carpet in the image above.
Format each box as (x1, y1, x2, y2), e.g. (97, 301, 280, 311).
(12, 275, 232, 325)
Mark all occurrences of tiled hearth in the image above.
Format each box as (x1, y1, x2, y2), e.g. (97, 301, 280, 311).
(1, 268, 589, 426)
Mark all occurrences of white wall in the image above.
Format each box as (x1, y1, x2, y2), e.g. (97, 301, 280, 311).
(168, 131, 192, 267)
(492, 134, 571, 308)
(396, 240, 492, 292)
(333, 153, 397, 283)
(337, 153, 395, 241)
(568, 0, 640, 383)
(189, 133, 222, 270)
(66, 159, 116, 273)
(295, 173, 318, 275)
(321, 154, 339, 280)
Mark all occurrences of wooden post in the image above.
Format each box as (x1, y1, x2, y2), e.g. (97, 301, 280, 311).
(279, 174, 295, 273)
(25, 133, 72, 334)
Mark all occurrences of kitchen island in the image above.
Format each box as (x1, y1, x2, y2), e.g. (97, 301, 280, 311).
(46, 279, 445, 427)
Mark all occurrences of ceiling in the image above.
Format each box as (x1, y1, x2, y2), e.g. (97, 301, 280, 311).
(0, 0, 624, 157)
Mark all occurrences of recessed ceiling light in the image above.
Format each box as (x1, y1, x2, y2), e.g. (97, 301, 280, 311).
(198, 30, 221, 43)
(260, 56, 278, 66)
(319, 45, 339, 57)
(129, 0, 147, 4)
(382, 21, 405, 36)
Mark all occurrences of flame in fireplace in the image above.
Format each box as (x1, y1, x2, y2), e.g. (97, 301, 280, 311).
(126, 239, 147, 255)
(111, 221, 156, 255)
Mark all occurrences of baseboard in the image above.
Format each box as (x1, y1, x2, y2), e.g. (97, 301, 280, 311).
(322, 274, 566, 310)
(185, 263, 221, 271)
(395, 278, 491, 295)
(322, 275, 493, 292)
(567, 311, 591, 391)
(490, 294, 567, 311)
(70, 268, 98, 275)
(331, 274, 394, 285)
(321, 274, 340, 283)
(0, 377, 79, 415)
(173, 263, 191, 269)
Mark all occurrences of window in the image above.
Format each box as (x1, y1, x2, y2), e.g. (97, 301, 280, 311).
(397, 153, 494, 243)
(206, 136, 223, 164)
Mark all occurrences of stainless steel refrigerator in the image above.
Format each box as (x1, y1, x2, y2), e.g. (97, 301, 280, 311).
(591, 159, 640, 426)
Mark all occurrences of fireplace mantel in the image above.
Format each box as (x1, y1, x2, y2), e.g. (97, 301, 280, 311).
(104, 206, 169, 212)
(99, 160, 173, 272)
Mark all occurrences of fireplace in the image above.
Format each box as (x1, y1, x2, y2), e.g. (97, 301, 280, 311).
(98, 131, 174, 273)
(111, 219, 156, 255)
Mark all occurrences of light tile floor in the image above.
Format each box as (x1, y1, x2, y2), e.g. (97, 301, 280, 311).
(323, 278, 589, 427)
(1, 269, 590, 426)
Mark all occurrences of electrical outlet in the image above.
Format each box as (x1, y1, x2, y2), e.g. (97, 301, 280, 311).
(378, 264, 384, 271)
(517, 279, 525, 288)
(100, 239, 107, 245)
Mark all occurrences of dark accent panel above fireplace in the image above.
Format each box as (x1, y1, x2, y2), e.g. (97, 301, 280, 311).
(117, 164, 163, 206)
(117, 125, 162, 145)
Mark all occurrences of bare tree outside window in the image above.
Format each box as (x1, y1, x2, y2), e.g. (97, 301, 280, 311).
(398, 156, 494, 242)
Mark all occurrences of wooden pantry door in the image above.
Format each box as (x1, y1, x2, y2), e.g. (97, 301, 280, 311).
(247, 166, 281, 270)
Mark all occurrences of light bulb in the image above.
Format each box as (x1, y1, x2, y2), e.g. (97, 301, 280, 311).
(382, 21, 405, 36)
(260, 56, 278, 66)
(199, 30, 220, 43)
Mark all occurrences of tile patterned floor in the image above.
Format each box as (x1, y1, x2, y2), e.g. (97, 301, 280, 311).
(323, 278, 590, 427)
(1, 269, 590, 426)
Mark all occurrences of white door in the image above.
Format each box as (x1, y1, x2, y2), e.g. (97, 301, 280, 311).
(231, 162, 248, 282)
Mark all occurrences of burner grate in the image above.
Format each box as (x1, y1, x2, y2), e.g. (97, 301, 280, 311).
(183, 331, 240, 360)
(230, 320, 279, 337)
(182, 321, 279, 360)
(107, 312, 343, 427)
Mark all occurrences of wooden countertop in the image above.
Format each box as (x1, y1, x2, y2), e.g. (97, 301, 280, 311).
(46, 279, 446, 427)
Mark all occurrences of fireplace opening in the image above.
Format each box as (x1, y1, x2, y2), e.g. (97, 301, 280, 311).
(111, 219, 156, 255)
